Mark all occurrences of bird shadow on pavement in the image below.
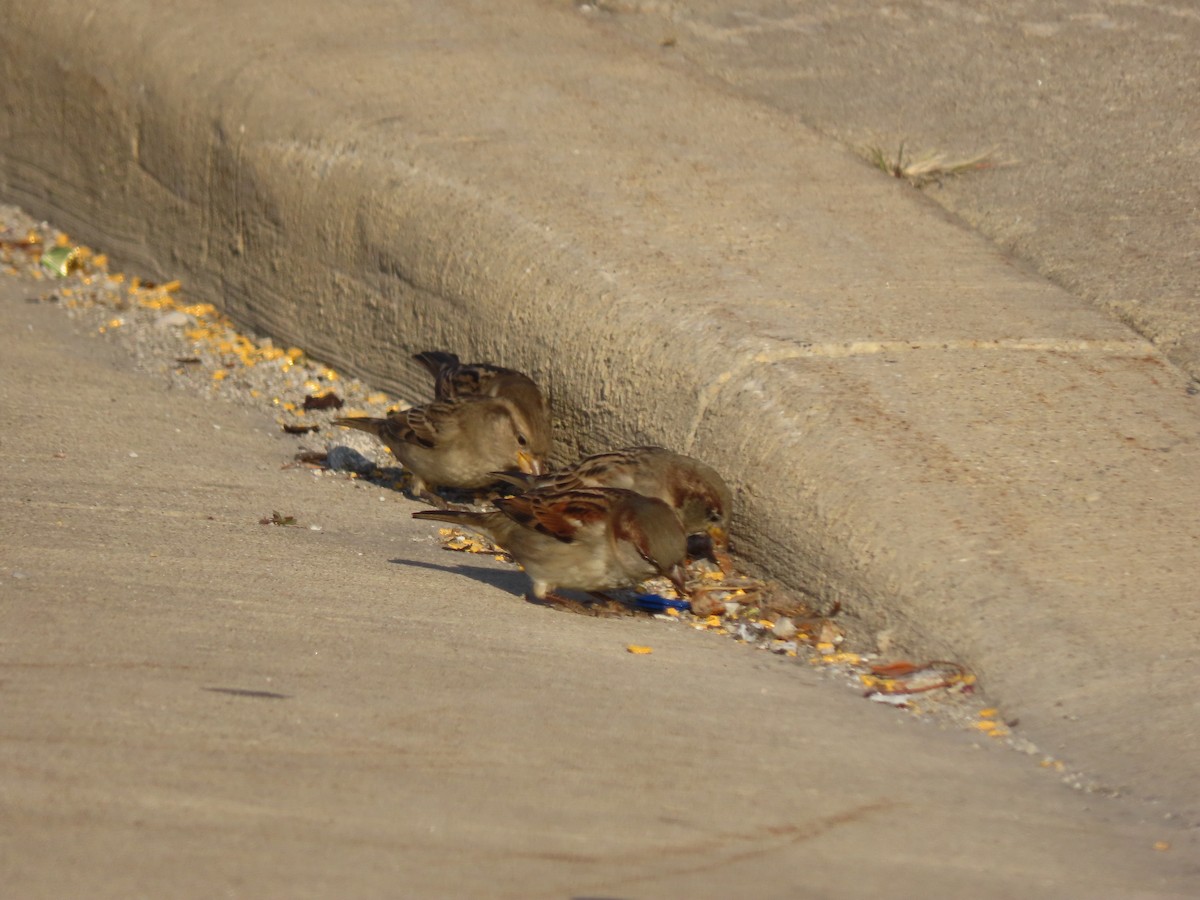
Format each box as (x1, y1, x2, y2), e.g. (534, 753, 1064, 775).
(389, 557, 528, 597)
(390, 558, 649, 617)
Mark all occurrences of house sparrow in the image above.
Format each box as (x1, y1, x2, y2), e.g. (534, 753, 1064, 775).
(413, 487, 688, 603)
(414, 350, 552, 460)
(334, 396, 545, 505)
(493, 446, 733, 570)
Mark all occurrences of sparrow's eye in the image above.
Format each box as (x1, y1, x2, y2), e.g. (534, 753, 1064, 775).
(516, 433, 529, 447)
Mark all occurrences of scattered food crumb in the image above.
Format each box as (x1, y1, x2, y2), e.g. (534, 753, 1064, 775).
(259, 511, 298, 527)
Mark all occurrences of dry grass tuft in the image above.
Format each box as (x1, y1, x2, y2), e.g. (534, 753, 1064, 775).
(863, 141, 1015, 188)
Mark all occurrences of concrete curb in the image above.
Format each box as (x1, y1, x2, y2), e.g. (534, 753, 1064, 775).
(3, 2, 1199, 815)
(7, 274, 1198, 897)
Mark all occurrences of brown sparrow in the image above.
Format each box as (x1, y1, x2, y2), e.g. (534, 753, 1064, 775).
(414, 350, 552, 461)
(413, 487, 688, 603)
(334, 396, 545, 505)
(493, 446, 732, 570)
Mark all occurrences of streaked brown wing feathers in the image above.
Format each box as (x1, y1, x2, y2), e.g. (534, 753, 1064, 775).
(495, 488, 615, 543)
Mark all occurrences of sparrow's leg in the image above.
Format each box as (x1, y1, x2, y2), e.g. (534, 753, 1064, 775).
(407, 476, 449, 509)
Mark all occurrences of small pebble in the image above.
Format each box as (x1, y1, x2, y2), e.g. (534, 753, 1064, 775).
(772, 617, 798, 640)
(154, 310, 191, 328)
(689, 593, 725, 617)
(128, 451, 138, 458)
(869, 692, 913, 707)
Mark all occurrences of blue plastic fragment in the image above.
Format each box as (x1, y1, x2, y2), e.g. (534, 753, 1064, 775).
(632, 593, 690, 613)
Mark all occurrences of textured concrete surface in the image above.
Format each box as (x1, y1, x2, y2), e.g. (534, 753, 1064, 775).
(2, 273, 1197, 898)
(1, 0, 1199, 835)
(605, 0, 1200, 382)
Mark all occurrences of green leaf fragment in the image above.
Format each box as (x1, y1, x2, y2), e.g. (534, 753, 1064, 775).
(40, 245, 78, 277)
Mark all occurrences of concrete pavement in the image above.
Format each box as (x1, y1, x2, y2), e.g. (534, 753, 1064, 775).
(1, 0, 1198, 845)
(606, 0, 1200, 384)
(1, 271, 1196, 898)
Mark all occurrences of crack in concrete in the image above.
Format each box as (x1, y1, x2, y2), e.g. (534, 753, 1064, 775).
(681, 336, 1159, 452)
(748, 337, 1159, 361)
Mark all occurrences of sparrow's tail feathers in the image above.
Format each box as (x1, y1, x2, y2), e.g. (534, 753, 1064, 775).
(332, 416, 385, 436)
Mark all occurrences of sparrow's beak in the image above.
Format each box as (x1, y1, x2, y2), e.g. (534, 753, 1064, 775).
(707, 525, 733, 573)
(667, 563, 689, 597)
(516, 451, 543, 476)
(707, 525, 729, 551)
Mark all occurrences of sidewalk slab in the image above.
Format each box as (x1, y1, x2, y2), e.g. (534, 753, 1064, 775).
(1, 0, 1199, 820)
(604, 0, 1200, 384)
(2, 273, 1197, 898)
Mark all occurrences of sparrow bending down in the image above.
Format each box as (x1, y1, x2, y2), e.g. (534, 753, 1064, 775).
(334, 396, 545, 506)
(413, 486, 688, 604)
(414, 350, 552, 461)
(493, 446, 733, 570)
